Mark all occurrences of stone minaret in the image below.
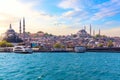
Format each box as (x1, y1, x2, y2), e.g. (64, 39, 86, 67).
(99, 29, 101, 36)
(93, 30, 95, 36)
(23, 18, 25, 34)
(84, 25, 86, 31)
(10, 24, 12, 29)
(90, 24, 92, 36)
(19, 20, 21, 34)
(23, 18, 25, 41)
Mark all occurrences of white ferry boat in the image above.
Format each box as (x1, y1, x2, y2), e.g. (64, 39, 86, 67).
(13, 46, 33, 53)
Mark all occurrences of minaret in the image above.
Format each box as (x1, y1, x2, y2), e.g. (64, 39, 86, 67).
(93, 30, 95, 36)
(84, 25, 86, 31)
(90, 24, 92, 36)
(99, 29, 100, 36)
(23, 18, 25, 34)
(19, 20, 21, 34)
(23, 18, 25, 41)
(10, 24, 12, 29)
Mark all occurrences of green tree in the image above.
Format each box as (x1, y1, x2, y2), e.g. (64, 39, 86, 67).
(37, 31, 43, 33)
(53, 43, 63, 48)
(107, 40, 113, 47)
(61, 45, 65, 48)
(0, 40, 14, 47)
(95, 34, 100, 38)
(102, 35, 107, 37)
(7, 43, 14, 47)
(98, 43, 103, 47)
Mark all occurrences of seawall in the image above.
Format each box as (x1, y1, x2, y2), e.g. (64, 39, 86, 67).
(87, 47, 120, 52)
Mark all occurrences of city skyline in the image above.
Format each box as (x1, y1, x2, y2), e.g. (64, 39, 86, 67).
(0, 0, 120, 36)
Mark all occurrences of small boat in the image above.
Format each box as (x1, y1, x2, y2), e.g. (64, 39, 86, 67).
(13, 46, 33, 53)
(74, 46, 86, 53)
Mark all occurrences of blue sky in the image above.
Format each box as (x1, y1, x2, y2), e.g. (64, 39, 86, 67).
(0, 0, 120, 36)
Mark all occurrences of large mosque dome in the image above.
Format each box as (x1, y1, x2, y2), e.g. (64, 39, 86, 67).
(3, 24, 23, 43)
(77, 29, 91, 38)
(77, 30, 87, 35)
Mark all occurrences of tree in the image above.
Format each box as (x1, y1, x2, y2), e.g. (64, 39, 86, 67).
(0, 40, 14, 47)
(37, 31, 43, 33)
(53, 43, 61, 48)
(107, 40, 113, 47)
(7, 43, 14, 47)
(61, 45, 65, 48)
(53, 43, 64, 48)
(72, 34, 77, 37)
(102, 35, 107, 37)
(95, 34, 100, 38)
(27, 32, 31, 34)
(98, 43, 103, 47)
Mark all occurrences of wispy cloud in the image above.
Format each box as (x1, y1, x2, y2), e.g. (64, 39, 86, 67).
(58, 0, 80, 10)
(0, 0, 120, 36)
(58, 0, 90, 26)
(91, 0, 120, 20)
(0, 0, 58, 33)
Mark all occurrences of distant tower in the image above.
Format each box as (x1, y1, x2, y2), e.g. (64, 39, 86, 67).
(23, 18, 25, 34)
(93, 30, 95, 36)
(84, 25, 86, 31)
(23, 18, 25, 41)
(90, 24, 92, 36)
(99, 29, 101, 36)
(10, 24, 12, 29)
(19, 20, 21, 34)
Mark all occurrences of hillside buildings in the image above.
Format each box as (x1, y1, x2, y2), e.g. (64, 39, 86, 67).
(1, 19, 120, 51)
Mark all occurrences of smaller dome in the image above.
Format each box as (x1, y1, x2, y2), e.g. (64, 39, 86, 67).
(6, 24, 15, 34)
(6, 29, 15, 33)
(77, 29, 87, 35)
(77, 29, 90, 38)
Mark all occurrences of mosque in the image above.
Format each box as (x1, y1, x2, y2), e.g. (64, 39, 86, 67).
(2, 18, 26, 43)
(77, 29, 91, 38)
(76, 24, 101, 38)
(77, 25, 92, 38)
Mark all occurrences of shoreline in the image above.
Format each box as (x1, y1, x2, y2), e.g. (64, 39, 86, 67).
(86, 47, 120, 52)
(1, 47, 120, 53)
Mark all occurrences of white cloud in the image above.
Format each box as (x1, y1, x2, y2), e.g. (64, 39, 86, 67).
(91, 0, 120, 20)
(0, 0, 120, 36)
(0, 0, 57, 34)
(62, 9, 81, 19)
(58, 0, 80, 10)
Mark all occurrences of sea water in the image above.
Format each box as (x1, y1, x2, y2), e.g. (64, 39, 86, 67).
(0, 52, 120, 80)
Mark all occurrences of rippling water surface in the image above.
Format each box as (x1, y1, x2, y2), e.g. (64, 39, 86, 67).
(0, 52, 120, 80)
